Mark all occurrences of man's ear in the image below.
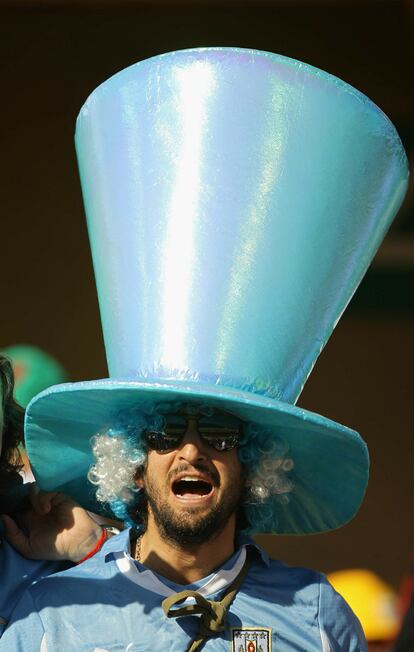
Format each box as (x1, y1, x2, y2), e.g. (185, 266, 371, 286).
(134, 469, 144, 489)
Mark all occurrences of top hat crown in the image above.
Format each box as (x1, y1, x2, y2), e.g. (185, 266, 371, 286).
(24, 48, 408, 534)
(76, 47, 407, 402)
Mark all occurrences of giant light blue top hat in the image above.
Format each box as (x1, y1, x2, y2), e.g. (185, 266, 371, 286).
(25, 48, 408, 534)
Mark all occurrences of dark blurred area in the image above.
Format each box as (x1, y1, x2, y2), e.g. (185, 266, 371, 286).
(0, 0, 413, 589)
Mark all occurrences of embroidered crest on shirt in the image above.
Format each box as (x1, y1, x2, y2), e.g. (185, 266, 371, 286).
(231, 627, 272, 652)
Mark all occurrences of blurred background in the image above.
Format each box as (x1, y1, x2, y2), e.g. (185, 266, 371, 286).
(0, 0, 413, 596)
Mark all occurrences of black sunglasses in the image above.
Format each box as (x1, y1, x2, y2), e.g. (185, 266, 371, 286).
(142, 414, 241, 452)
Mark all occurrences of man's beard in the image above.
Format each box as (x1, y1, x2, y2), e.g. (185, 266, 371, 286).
(143, 463, 243, 546)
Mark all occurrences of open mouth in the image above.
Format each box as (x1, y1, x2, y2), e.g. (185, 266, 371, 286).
(172, 477, 214, 497)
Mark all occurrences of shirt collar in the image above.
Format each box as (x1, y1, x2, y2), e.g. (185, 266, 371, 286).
(236, 532, 270, 567)
(103, 527, 131, 561)
(103, 528, 270, 567)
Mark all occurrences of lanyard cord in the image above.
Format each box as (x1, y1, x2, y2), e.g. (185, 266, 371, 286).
(162, 551, 251, 652)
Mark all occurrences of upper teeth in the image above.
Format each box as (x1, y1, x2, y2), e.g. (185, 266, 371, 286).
(181, 477, 201, 482)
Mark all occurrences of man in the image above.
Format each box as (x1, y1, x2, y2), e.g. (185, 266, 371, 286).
(0, 47, 408, 650)
(0, 354, 118, 636)
(1, 403, 368, 651)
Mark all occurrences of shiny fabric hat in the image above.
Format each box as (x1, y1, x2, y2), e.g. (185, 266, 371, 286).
(25, 48, 408, 534)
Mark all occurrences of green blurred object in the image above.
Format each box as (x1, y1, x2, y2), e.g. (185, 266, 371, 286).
(2, 345, 67, 408)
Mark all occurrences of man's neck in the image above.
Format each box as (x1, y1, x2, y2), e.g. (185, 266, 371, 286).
(136, 517, 237, 584)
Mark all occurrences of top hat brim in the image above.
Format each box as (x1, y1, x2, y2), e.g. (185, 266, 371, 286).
(25, 378, 368, 535)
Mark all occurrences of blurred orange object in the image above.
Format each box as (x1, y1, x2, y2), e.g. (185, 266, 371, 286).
(328, 569, 400, 642)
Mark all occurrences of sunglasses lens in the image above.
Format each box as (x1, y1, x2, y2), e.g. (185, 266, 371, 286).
(201, 434, 240, 451)
(197, 416, 241, 452)
(143, 430, 182, 452)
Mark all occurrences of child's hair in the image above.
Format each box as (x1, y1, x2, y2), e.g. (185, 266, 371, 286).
(0, 354, 24, 493)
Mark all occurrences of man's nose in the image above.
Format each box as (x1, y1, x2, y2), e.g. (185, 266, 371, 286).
(177, 417, 208, 462)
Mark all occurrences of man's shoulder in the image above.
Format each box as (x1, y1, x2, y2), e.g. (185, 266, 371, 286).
(243, 540, 357, 615)
(241, 546, 366, 648)
(243, 536, 324, 590)
(247, 549, 327, 600)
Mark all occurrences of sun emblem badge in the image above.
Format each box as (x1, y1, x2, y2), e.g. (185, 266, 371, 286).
(231, 627, 272, 652)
